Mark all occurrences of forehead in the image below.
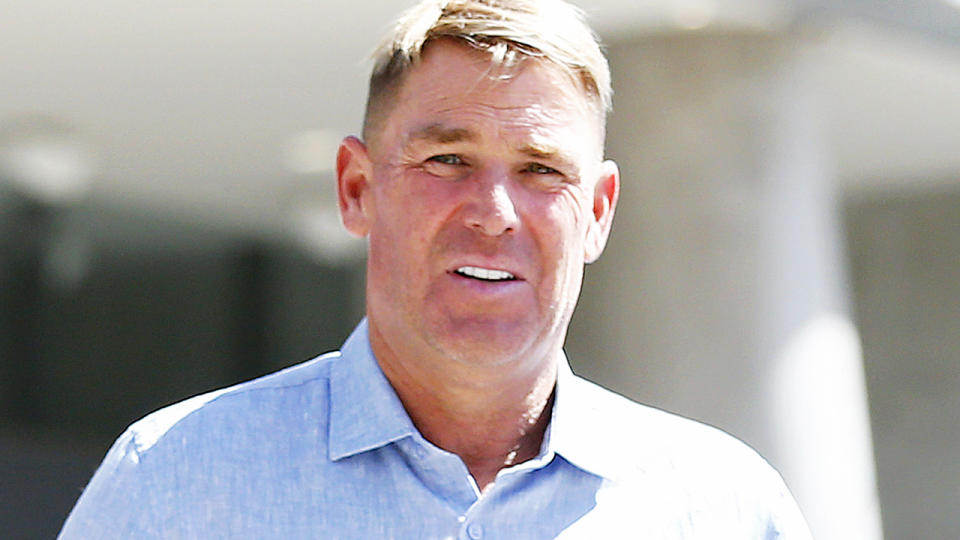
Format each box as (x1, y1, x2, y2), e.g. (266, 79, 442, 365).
(381, 41, 601, 148)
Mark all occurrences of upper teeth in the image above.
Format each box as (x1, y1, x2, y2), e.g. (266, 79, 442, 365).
(457, 266, 515, 281)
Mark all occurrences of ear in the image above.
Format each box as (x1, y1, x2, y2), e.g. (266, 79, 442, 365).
(584, 159, 620, 264)
(336, 136, 374, 237)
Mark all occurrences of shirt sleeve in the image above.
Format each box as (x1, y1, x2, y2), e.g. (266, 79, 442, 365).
(763, 467, 815, 540)
(58, 429, 151, 539)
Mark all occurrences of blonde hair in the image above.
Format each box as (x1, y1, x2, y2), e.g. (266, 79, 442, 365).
(363, 0, 611, 141)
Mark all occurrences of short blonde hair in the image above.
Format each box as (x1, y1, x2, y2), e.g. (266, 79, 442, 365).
(363, 0, 611, 142)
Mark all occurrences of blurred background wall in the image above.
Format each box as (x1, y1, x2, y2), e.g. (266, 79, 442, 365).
(2, 1, 959, 538)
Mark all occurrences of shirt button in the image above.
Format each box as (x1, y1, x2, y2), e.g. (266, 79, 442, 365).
(467, 523, 483, 539)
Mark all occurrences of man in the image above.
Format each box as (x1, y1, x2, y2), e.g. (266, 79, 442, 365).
(60, 0, 812, 538)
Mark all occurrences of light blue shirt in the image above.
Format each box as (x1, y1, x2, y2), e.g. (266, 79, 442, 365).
(60, 319, 811, 539)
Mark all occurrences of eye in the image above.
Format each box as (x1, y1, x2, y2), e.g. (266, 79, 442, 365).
(427, 154, 464, 166)
(524, 163, 559, 175)
(421, 153, 468, 180)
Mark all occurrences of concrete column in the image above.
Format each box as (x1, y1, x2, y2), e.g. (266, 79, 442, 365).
(567, 33, 882, 539)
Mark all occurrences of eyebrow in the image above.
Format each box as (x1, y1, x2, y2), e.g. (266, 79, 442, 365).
(407, 123, 575, 168)
(517, 142, 559, 160)
(408, 124, 477, 145)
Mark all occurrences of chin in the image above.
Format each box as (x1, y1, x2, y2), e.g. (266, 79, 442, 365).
(429, 318, 540, 367)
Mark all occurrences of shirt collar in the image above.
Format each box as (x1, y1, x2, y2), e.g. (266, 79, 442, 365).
(327, 319, 639, 481)
(328, 319, 418, 461)
(548, 356, 645, 483)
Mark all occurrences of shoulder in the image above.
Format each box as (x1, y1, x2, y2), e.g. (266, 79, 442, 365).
(564, 374, 786, 489)
(560, 376, 811, 537)
(58, 352, 344, 538)
(568, 375, 754, 452)
(127, 350, 341, 459)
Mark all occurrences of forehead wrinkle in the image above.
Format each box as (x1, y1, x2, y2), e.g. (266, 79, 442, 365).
(399, 96, 594, 164)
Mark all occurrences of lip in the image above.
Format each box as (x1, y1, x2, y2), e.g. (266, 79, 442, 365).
(446, 262, 525, 283)
(446, 270, 526, 297)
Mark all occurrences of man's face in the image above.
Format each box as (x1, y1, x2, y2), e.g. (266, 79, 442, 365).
(338, 40, 618, 369)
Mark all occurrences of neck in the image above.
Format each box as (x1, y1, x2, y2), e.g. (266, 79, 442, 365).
(368, 322, 559, 492)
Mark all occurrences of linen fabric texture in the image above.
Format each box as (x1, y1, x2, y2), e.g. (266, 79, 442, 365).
(59, 319, 812, 539)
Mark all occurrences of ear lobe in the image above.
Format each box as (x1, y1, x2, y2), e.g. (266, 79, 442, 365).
(584, 159, 620, 264)
(336, 136, 374, 237)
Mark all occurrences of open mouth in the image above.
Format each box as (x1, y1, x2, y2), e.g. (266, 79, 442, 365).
(454, 266, 517, 282)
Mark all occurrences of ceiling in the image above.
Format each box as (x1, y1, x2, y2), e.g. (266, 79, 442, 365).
(2, 0, 960, 252)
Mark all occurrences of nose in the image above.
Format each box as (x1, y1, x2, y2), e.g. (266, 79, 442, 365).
(463, 173, 520, 236)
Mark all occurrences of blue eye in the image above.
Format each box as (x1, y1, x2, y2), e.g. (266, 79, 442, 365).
(428, 154, 463, 165)
(525, 163, 559, 175)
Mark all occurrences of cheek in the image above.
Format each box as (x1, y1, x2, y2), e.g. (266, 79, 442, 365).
(544, 189, 592, 243)
(366, 190, 421, 269)
(533, 194, 591, 278)
(368, 178, 459, 265)
(370, 178, 427, 232)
